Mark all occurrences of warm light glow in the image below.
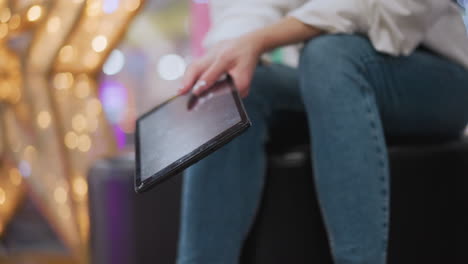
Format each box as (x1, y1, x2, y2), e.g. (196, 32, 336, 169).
(72, 114, 87, 132)
(103, 49, 125, 75)
(73, 177, 88, 197)
(87, 117, 99, 132)
(157, 54, 186, 80)
(9, 14, 20, 30)
(59, 45, 76, 62)
(86, 98, 102, 116)
(125, 0, 141, 11)
(65, 132, 78, 149)
(0, 188, 5, 205)
(54, 72, 74, 90)
(27, 5, 43, 22)
(0, 8, 11, 23)
(47, 16, 61, 33)
(87, 1, 102, 16)
(24, 146, 38, 161)
(78, 134, 92, 152)
(92, 35, 108, 53)
(37, 111, 52, 129)
(54, 187, 68, 204)
(59, 205, 71, 219)
(9, 168, 22, 186)
(75, 80, 91, 99)
(84, 52, 100, 69)
(0, 24, 8, 39)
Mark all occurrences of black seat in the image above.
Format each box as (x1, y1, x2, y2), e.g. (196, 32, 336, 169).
(88, 111, 468, 264)
(241, 111, 468, 264)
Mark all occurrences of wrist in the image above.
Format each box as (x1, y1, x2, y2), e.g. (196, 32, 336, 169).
(242, 31, 269, 56)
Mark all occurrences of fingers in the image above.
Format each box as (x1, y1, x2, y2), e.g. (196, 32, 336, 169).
(179, 59, 207, 95)
(193, 59, 228, 96)
(230, 67, 253, 98)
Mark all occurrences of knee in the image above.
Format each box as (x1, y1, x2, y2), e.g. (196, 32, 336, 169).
(298, 35, 377, 106)
(299, 34, 375, 74)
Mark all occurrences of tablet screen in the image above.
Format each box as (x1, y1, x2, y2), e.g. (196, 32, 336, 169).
(137, 80, 244, 184)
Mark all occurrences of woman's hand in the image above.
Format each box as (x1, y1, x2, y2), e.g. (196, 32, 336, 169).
(179, 34, 264, 98)
(179, 17, 322, 98)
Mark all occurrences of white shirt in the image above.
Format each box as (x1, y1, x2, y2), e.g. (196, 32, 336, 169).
(204, 0, 468, 69)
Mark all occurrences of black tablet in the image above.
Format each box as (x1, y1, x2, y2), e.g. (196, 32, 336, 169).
(134, 77, 251, 193)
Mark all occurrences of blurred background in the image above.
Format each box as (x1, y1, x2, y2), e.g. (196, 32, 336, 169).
(0, 0, 466, 264)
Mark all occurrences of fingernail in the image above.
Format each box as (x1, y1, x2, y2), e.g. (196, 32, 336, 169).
(192, 80, 206, 95)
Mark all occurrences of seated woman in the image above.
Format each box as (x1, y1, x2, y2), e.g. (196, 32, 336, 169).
(177, 1, 468, 263)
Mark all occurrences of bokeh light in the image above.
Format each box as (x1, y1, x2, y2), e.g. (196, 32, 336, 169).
(92, 35, 108, 53)
(27, 5, 42, 22)
(157, 54, 186, 80)
(103, 49, 125, 75)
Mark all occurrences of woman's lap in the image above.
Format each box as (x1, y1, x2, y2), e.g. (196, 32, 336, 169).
(178, 34, 468, 264)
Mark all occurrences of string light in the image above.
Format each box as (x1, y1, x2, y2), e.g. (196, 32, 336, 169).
(24, 145, 38, 161)
(47, 16, 61, 33)
(87, 1, 102, 16)
(65, 131, 79, 149)
(59, 45, 76, 63)
(73, 177, 88, 197)
(27, 5, 43, 22)
(37, 111, 52, 129)
(53, 72, 74, 90)
(72, 114, 87, 132)
(8, 14, 20, 30)
(86, 98, 102, 116)
(78, 134, 91, 152)
(74, 75, 91, 98)
(54, 187, 68, 204)
(0, 8, 11, 23)
(92, 35, 108, 53)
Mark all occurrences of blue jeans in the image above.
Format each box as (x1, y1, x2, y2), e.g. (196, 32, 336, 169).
(177, 35, 468, 264)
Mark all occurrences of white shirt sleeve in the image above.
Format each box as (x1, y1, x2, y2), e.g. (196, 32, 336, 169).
(288, 0, 454, 56)
(204, 0, 302, 47)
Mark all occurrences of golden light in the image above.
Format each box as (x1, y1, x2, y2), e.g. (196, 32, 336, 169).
(65, 131, 78, 149)
(125, 0, 142, 11)
(53, 72, 74, 90)
(83, 52, 100, 69)
(0, 24, 8, 39)
(72, 114, 87, 132)
(37, 111, 52, 129)
(0, 8, 11, 23)
(86, 98, 102, 116)
(54, 187, 68, 204)
(59, 45, 76, 63)
(24, 145, 38, 161)
(8, 14, 20, 30)
(74, 76, 91, 98)
(78, 134, 91, 152)
(92, 35, 108, 53)
(0, 188, 5, 205)
(87, 117, 99, 133)
(73, 177, 88, 197)
(27, 5, 43, 22)
(9, 168, 22, 186)
(47, 16, 61, 33)
(87, 1, 102, 17)
(59, 205, 71, 219)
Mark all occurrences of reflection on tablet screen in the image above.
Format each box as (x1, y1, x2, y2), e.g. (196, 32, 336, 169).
(138, 80, 242, 182)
